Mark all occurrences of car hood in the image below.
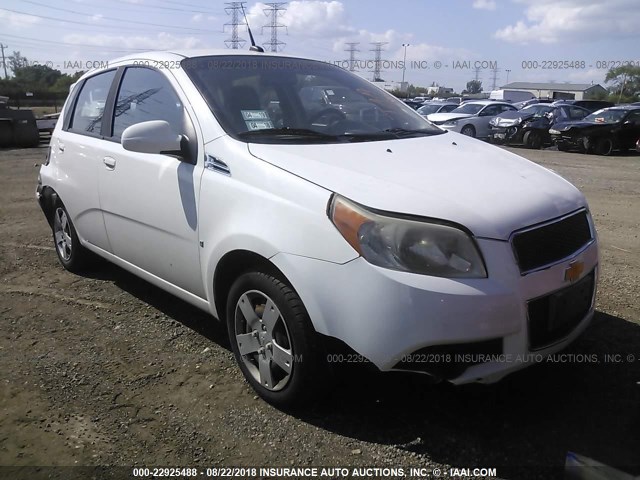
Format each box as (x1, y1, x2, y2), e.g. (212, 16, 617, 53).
(247, 132, 586, 240)
(426, 112, 474, 123)
(552, 121, 612, 132)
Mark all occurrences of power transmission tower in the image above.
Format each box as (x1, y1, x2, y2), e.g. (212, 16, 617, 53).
(474, 66, 481, 82)
(369, 42, 388, 81)
(224, 2, 247, 49)
(344, 42, 359, 71)
(262, 3, 287, 52)
(490, 66, 500, 91)
(0, 44, 8, 79)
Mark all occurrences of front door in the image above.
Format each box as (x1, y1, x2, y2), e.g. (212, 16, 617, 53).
(97, 66, 205, 297)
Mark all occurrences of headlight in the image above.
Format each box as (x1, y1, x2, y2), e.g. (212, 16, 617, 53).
(329, 195, 487, 278)
(549, 129, 560, 134)
(443, 120, 458, 127)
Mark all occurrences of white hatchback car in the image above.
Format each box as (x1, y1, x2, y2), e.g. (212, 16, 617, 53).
(38, 50, 599, 406)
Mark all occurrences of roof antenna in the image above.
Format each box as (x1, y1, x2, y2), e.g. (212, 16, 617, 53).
(241, 4, 264, 52)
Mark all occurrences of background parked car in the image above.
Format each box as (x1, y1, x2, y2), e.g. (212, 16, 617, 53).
(489, 103, 590, 148)
(427, 100, 517, 138)
(36, 112, 60, 135)
(549, 105, 640, 155)
(550, 99, 614, 113)
(417, 101, 458, 117)
(402, 99, 426, 110)
(512, 98, 553, 110)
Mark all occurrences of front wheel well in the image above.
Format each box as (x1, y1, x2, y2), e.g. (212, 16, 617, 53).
(213, 250, 287, 323)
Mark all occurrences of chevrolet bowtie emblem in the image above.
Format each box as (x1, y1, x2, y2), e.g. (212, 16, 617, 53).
(564, 260, 585, 283)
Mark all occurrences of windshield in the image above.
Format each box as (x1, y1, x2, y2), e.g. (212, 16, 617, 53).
(584, 109, 627, 124)
(523, 104, 554, 116)
(450, 103, 484, 115)
(183, 55, 442, 143)
(417, 104, 445, 115)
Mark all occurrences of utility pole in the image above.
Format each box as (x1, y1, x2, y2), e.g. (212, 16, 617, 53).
(0, 44, 8, 79)
(505, 69, 511, 85)
(224, 2, 247, 49)
(401, 43, 410, 95)
(370, 42, 388, 82)
(262, 2, 287, 52)
(344, 42, 359, 71)
(490, 66, 500, 91)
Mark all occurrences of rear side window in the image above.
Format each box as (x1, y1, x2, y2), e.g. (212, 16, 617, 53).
(69, 70, 116, 135)
(112, 67, 184, 140)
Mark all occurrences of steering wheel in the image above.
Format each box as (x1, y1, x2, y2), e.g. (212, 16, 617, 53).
(308, 108, 347, 128)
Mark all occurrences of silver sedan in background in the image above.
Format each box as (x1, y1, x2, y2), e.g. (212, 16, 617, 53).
(427, 100, 517, 139)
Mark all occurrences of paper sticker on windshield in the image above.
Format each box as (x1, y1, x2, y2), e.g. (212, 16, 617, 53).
(245, 120, 274, 131)
(326, 90, 335, 95)
(595, 117, 604, 123)
(241, 110, 270, 121)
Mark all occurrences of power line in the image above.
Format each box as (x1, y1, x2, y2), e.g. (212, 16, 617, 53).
(0, 33, 153, 53)
(369, 42, 387, 82)
(262, 3, 287, 52)
(0, 7, 214, 33)
(344, 42, 359, 71)
(224, 2, 246, 49)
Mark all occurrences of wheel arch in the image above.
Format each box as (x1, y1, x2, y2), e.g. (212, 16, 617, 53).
(39, 185, 59, 228)
(212, 249, 292, 325)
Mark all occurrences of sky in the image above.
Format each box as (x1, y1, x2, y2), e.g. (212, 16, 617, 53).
(1, 0, 639, 92)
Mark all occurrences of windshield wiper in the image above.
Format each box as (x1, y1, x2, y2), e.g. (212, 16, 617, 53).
(383, 127, 444, 137)
(237, 127, 337, 139)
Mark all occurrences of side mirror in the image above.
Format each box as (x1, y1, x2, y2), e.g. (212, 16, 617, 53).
(121, 120, 187, 159)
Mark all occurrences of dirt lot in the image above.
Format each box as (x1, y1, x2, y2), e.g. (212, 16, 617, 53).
(1, 142, 639, 480)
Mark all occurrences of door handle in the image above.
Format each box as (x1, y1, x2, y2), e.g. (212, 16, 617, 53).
(103, 157, 116, 170)
(58, 142, 65, 152)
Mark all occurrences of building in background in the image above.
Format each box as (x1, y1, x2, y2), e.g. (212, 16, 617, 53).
(500, 82, 607, 100)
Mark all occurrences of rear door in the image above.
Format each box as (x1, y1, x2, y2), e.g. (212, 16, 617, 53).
(53, 69, 117, 251)
(97, 66, 205, 297)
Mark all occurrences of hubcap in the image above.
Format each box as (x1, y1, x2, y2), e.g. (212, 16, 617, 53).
(234, 290, 293, 391)
(53, 207, 72, 261)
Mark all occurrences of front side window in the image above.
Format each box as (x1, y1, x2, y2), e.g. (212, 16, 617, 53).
(183, 55, 442, 144)
(451, 103, 484, 115)
(69, 70, 116, 135)
(112, 67, 184, 140)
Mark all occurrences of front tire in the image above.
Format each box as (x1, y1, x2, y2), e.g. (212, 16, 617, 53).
(523, 130, 542, 149)
(51, 201, 94, 273)
(226, 271, 325, 407)
(460, 125, 476, 137)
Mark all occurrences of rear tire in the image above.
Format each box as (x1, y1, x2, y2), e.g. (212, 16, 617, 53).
(51, 200, 95, 273)
(595, 137, 614, 156)
(226, 271, 326, 407)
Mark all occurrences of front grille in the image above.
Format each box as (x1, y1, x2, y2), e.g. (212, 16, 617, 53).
(393, 338, 503, 380)
(528, 269, 595, 350)
(512, 210, 593, 273)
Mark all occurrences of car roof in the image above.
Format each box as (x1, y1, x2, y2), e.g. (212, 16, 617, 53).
(422, 101, 457, 105)
(77, 49, 323, 81)
(462, 100, 512, 105)
(605, 105, 640, 111)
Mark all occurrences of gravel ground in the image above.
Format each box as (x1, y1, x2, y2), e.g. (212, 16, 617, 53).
(0, 142, 639, 480)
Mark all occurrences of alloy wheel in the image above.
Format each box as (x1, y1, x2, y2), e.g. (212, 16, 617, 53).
(234, 290, 294, 391)
(53, 207, 72, 261)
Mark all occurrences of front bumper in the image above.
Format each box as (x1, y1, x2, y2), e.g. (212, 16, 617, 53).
(489, 125, 522, 144)
(271, 236, 598, 384)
